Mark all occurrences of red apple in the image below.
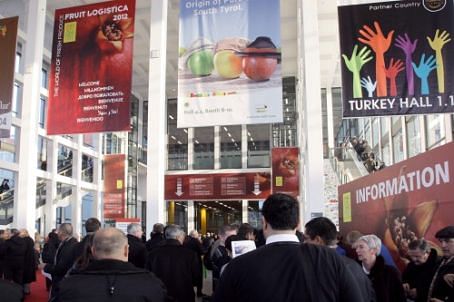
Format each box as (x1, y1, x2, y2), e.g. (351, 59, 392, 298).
(242, 56, 277, 81)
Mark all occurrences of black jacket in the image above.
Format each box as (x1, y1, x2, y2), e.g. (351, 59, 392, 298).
(212, 242, 363, 302)
(341, 256, 376, 302)
(57, 259, 167, 302)
(402, 248, 439, 302)
(145, 233, 164, 252)
(44, 237, 78, 289)
(0, 279, 23, 302)
(429, 256, 454, 302)
(184, 236, 205, 288)
(127, 234, 147, 268)
(368, 255, 406, 302)
(22, 236, 37, 283)
(146, 239, 201, 302)
(42, 235, 60, 264)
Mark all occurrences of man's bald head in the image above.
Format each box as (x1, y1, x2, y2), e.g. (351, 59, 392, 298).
(92, 228, 129, 261)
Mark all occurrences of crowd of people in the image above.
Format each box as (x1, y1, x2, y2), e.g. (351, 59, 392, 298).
(350, 137, 386, 173)
(0, 193, 453, 302)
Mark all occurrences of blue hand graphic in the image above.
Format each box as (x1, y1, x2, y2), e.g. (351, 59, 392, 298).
(412, 54, 436, 95)
(361, 76, 376, 97)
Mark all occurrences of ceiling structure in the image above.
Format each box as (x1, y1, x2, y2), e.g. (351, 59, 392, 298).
(45, 0, 342, 101)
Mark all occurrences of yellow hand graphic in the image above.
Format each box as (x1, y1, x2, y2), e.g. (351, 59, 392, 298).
(427, 29, 451, 52)
(427, 29, 451, 93)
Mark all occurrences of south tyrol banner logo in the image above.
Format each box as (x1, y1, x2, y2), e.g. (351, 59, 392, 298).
(338, 0, 454, 118)
(47, 0, 135, 135)
(177, 0, 283, 128)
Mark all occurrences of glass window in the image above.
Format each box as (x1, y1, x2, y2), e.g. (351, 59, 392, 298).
(41, 66, 49, 89)
(193, 127, 214, 170)
(0, 126, 19, 163)
(57, 182, 74, 201)
(406, 116, 421, 158)
(364, 119, 371, 142)
(425, 114, 445, 149)
(392, 128, 404, 163)
(12, 83, 22, 118)
(248, 124, 270, 168)
(381, 117, 389, 138)
(372, 118, 380, 150)
(39, 97, 46, 128)
(247, 201, 262, 229)
(382, 142, 390, 166)
(36, 178, 47, 208)
(167, 201, 188, 233)
(83, 134, 96, 150)
(220, 126, 241, 169)
(194, 201, 242, 234)
(0, 170, 16, 225)
(82, 154, 94, 183)
(57, 145, 73, 177)
(37, 136, 49, 171)
(167, 99, 188, 170)
(15, 46, 22, 74)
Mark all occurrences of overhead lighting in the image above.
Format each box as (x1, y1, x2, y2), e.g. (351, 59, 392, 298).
(286, 108, 289, 112)
(250, 137, 253, 141)
(227, 133, 232, 137)
(177, 141, 182, 144)
(194, 139, 199, 144)
(223, 126, 228, 132)
(247, 132, 251, 136)
(168, 115, 174, 120)
(285, 98, 288, 105)
(231, 138, 235, 142)
(183, 129, 188, 133)
(170, 135, 176, 140)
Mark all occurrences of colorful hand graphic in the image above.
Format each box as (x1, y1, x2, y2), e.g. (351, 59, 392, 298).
(358, 21, 395, 97)
(427, 29, 451, 93)
(385, 58, 404, 96)
(342, 45, 372, 98)
(412, 54, 436, 95)
(395, 33, 418, 95)
(361, 76, 376, 97)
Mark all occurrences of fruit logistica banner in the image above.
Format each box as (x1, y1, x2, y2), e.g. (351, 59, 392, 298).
(271, 147, 299, 198)
(0, 16, 18, 138)
(103, 154, 126, 219)
(47, 0, 136, 135)
(178, 0, 283, 128)
(338, 0, 454, 117)
(338, 142, 454, 270)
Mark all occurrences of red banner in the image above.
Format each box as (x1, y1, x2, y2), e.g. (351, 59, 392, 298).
(0, 16, 18, 138)
(103, 154, 125, 219)
(47, 0, 136, 135)
(272, 147, 299, 197)
(165, 172, 271, 200)
(339, 142, 454, 270)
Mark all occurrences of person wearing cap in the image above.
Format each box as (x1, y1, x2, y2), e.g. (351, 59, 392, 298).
(427, 226, 454, 302)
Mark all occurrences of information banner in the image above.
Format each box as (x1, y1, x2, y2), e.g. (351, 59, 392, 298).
(178, 0, 282, 128)
(103, 154, 125, 219)
(338, 142, 454, 270)
(47, 0, 136, 135)
(271, 147, 299, 197)
(338, 0, 454, 117)
(165, 172, 271, 200)
(0, 16, 18, 138)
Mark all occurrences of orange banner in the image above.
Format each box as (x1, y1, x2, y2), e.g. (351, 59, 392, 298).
(272, 147, 299, 197)
(103, 154, 125, 219)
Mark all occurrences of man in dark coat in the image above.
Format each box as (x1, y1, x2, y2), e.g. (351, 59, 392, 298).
(57, 227, 167, 302)
(304, 217, 376, 302)
(402, 239, 439, 302)
(43, 223, 78, 300)
(41, 230, 60, 291)
(145, 223, 165, 252)
(126, 223, 146, 268)
(147, 224, 201, 302)
(184, 229, 206, 297)
(212, 193, 363, 302)
(73, 217, 101, 260)
(427, 226, 454, 302)
(4, 229, 27, 285)
(20, 229, 37, 295)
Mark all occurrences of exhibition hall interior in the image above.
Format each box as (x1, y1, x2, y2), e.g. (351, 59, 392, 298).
(0, 0, 453, 300)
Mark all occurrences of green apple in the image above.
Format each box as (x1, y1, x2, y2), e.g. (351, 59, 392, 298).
(187, 50, 214, 76)
(214, 50, 243, 79)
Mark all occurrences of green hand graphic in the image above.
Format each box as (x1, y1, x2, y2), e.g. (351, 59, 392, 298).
(342, 45, 372, 98)
(427, 29, 451, 93)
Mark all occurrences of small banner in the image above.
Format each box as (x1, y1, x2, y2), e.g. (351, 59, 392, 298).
(165, 172, 271, 200)
(338, 0, 454, 117)
(177, 0, 283, 128)
(47, 0, 136, 135)
(0, 16, 18, 138)
(271, 147, 299, 197)
(338, 142, 454, 271)
(103, 154, 126, 219)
